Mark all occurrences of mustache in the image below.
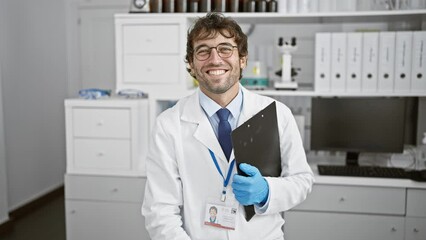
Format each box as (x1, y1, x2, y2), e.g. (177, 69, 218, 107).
(203, 63, 228, 68)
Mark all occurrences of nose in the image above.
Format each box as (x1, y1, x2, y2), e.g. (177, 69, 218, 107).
(208, 48, 223, 63)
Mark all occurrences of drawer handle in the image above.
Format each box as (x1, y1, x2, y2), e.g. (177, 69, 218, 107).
(70, 210, 76, 214)
(97, 152, 104, 157)
(146, 67, 152, 72)
(112, 188, 118, 192)
(413, 228, 419, 233)
(145, 38, 152, 43)
(391, 227, 397, 232)
(339, 197, 345, 202)
(96, 120, 104, 126)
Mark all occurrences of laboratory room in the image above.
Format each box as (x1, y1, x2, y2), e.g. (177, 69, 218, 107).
(1, 0, 426, 240)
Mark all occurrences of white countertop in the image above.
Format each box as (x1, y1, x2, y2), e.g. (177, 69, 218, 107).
(310, 164, 426, 189)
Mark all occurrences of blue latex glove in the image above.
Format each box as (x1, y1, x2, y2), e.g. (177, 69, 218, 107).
(231, 163, 269, 206)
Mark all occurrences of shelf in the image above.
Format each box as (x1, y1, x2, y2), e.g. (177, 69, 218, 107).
(116, 11, 426, 101)
(116, 9, 426, 20)
(147, 88, 426, 99)
(116, 10, 426, 28)
(254, 90, 426, 97)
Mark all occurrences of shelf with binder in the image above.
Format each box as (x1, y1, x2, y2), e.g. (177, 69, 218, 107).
(114, 10, 426, 147)
(314, 30, 426, 95)
(116, 10, 426, 98)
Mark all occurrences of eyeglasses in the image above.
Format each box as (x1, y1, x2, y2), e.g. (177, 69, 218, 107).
(194, 43, 238, 61)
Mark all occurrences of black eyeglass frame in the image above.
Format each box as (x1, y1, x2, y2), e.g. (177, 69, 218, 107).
(194, 43, 238, 61)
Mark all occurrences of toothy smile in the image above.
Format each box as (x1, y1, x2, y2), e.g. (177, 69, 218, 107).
(207, 69, 227, 75)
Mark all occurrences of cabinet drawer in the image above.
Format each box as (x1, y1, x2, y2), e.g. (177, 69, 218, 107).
(66, 200, 148, 240)
(294, 184, 406, 215)
(406, 189, 426, 217)
(285, 211, 404, 240)
(123, 55, 180, 84)
(73, 108, 130, 138)
(123, 24, 179, 54)
(65, 174, 146, 202)
(405, 217, 426, 240)
(73, 139, 131, 170)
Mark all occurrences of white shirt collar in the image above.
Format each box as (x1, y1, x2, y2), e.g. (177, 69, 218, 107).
(198, 85, 243, 119)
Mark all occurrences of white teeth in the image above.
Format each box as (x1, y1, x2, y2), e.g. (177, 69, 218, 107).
(208, 70, 226, 75)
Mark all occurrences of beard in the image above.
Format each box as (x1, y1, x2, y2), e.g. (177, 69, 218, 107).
(193, 63, 241, 95)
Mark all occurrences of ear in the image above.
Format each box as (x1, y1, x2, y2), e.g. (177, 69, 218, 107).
(240, 56, 247, 69)
(187, 62, 195, 77)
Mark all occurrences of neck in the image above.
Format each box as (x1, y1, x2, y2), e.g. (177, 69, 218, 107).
(203, 83, 239, 108)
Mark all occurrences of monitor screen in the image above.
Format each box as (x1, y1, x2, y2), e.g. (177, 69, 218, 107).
(311, 97, 418, 164)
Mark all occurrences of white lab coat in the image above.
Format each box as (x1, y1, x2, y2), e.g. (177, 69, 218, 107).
(142, 86, 314, 240)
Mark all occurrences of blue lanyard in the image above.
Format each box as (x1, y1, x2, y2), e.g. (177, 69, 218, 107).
(208, 149, 236, 202)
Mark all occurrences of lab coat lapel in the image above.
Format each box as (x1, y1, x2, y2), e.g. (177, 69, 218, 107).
(231, 86, 264, 162)
(237, 87, 262, 126)
(233, 86, 275, 164)
(181, 91, 228, 163)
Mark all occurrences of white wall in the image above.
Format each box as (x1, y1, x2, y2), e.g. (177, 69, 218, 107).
(0, 6, 9, 223)
(0, 0, 68, 210)
(0, 64, 9, 225)
(0, 0, 10, 225)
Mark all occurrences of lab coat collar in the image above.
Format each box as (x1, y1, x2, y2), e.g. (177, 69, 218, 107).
(181, 90, 232, 163)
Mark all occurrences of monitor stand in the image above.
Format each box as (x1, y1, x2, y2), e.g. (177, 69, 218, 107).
(346, 152, 359, 166)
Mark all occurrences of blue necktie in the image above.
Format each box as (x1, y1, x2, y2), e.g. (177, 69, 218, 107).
(217, 108, 232, 161)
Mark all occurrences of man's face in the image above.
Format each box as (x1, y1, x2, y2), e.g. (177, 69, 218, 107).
(210, 208, 217, 217)
(189, 32, 246, 96)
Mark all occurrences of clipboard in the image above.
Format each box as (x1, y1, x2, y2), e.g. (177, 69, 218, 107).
(231, 101, 281, 221)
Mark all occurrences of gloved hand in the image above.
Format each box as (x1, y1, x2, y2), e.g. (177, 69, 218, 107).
(231, 163, 269, 206)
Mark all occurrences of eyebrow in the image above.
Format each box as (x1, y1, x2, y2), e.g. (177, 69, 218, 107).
(194, 44, 209, 51)
(194, 42, 234, 51)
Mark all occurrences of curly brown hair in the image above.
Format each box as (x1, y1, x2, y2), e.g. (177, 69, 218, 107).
(185, 12, 248, 72)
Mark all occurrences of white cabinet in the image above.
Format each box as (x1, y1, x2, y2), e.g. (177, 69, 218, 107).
(405, 189, 426, 240)
(406, 188, 426, 217)
(115, 17, 188, 95)
(285, 211, 405, 240)
(64, 99, 150, 240)
(284, 183, 426, 240)
(284, 184, 407, 240)
(293, 184, 406, 215)
(65, 174, 149, 240)
(65, 99, 149, 176)
(405, 217, 426, 240)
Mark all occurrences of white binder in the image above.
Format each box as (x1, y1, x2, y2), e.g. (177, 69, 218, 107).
(346, 32, 362, 92)
(361, 32, 379, 92)
(411, 31, 426, 92)
(315, 33, 331, 92)
(394, 31, 413, 92)
(378, 32, 396, 93)
(330, 33, 347, 92)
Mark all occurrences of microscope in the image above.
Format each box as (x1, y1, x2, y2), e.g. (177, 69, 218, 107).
(274, 37, 299, 90)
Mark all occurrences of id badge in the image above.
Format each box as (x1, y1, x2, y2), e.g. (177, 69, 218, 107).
(204, 197, 238, 230)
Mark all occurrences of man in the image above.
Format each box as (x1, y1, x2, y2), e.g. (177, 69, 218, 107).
(142, 12, 314, 240)
(208, 206, 218, 223)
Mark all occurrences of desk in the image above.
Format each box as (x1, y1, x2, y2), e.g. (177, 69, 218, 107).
(284, 165, 426, 240)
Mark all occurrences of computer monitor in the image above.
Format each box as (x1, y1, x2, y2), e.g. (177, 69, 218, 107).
(311, 97, 418, 166)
